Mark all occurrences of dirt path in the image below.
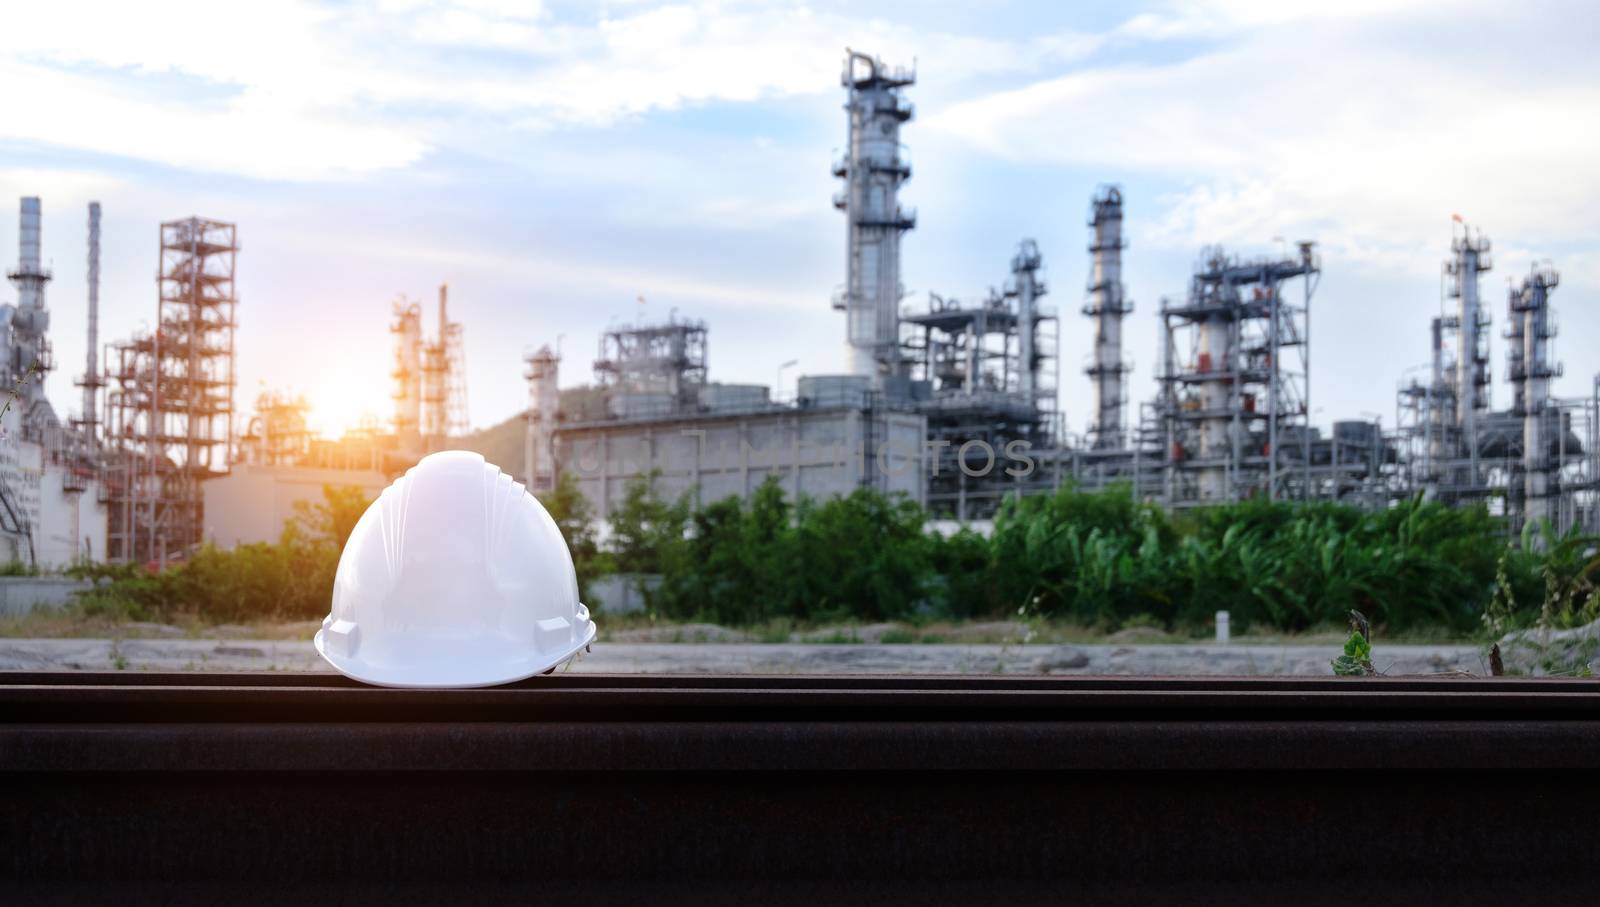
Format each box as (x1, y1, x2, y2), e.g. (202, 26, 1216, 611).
(0, 637, 1487, 676)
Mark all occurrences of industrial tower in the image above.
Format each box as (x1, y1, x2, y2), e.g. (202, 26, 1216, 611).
(833, 49, 915, 384)
(73, 203, 103, 451)
(423, 284, 468, 441)
(1445, 224, 1493, 491)
(1006, 239, 1053, 416)
(1085, 186, 1132, 449)
(1395, 222, 1594, 531)
(7, 197, 55, 432)
(391, 284, 467, 452)
(593, 317, 708, 419)
(1510, 264, 1561, 526)
(524, 345, 560, 494)
(1158, 243, 1319, 503)
(391, 298, 423, 449)
(105, 217, 238, 564)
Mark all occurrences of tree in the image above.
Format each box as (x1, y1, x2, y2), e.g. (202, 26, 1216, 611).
(538, 470, 602, 596)
(287, 485, 373, 549)
(607, 472, 690, 576)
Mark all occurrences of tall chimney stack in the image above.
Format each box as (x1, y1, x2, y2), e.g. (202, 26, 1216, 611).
(83, 202, 101, 447)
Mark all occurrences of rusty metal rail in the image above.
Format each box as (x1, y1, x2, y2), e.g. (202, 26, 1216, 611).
(3, 673, 1598, 903)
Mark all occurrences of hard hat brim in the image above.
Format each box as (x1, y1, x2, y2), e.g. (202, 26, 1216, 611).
(314, 612, 597, 689)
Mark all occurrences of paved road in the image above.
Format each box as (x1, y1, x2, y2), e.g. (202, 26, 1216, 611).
(0, 637, 1488, 676)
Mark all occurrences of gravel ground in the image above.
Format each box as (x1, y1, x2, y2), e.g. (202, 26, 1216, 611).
(0, 637, 1489, 676)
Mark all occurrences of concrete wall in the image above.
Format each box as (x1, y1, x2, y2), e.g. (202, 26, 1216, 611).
(0, 576, 92, 617)
(202, 464, 390, 549)
(556, 407, 927, 519)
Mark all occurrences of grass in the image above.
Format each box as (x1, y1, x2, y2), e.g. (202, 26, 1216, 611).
(802, 629, 862, 645)
(0, 610, 321, 641)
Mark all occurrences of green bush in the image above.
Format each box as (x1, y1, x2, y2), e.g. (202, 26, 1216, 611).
(65, 471, 1595, 637)
(70, 484, 369, 624)
(989, 487, 1525, 634)
(609, 479, 1584, 635)
(642, 477, 937, 625)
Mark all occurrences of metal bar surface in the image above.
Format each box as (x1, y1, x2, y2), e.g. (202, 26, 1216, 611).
(2, 673, 1597, 904)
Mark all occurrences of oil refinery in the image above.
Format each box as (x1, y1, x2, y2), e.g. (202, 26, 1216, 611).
(0, 49, 1594, 570)
(524, 50, 1598, 534)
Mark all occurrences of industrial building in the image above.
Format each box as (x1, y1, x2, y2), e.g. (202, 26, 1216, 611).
(542, 316, 925, 518)
(524, 49, 1598, 537)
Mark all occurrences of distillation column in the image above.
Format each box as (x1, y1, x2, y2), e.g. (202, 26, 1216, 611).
(1505, 284, 1525, 418)
(7, 197, 53, 419)
(1423, 316, 1452, 498)
(421, 285, 449, 443)
(1010, 240, 1045, 400)
(1195, 313, 1234, 500)
(524, 345, 560, 494)
(1515, 266, 1560, 526)
(391, 300, 423, 451)
(1446, 226, 1491, 478)
(1085, 187, 1132, 449)
(834, 50, 915, 383)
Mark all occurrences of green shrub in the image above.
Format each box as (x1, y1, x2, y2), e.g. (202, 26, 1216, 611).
(69, 484, 366, 624)
(63, 471, 1587, 638)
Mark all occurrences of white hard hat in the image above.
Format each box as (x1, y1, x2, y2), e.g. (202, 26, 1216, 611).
(314, 450, 595, 688)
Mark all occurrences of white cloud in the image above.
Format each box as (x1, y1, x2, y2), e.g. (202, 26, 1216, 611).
(0, 1, 1104, 180)
(926, 5, 1600, 265)
(1113, 0, 1452, 41)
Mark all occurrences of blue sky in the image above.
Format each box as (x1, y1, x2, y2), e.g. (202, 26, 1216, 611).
(2, 0, 1597, 440)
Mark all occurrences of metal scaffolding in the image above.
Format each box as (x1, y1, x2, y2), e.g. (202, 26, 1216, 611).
(902, 240, 1058, 518)
(1391, 225, 1593, 534)
(1157, 243, 1319, 504)
(392, 284, 467, 452)
(238, 392, 312, 467)
(390, 298, 423, 449)
(105, 217, 237, 565)
(593, 316, 708, 419)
